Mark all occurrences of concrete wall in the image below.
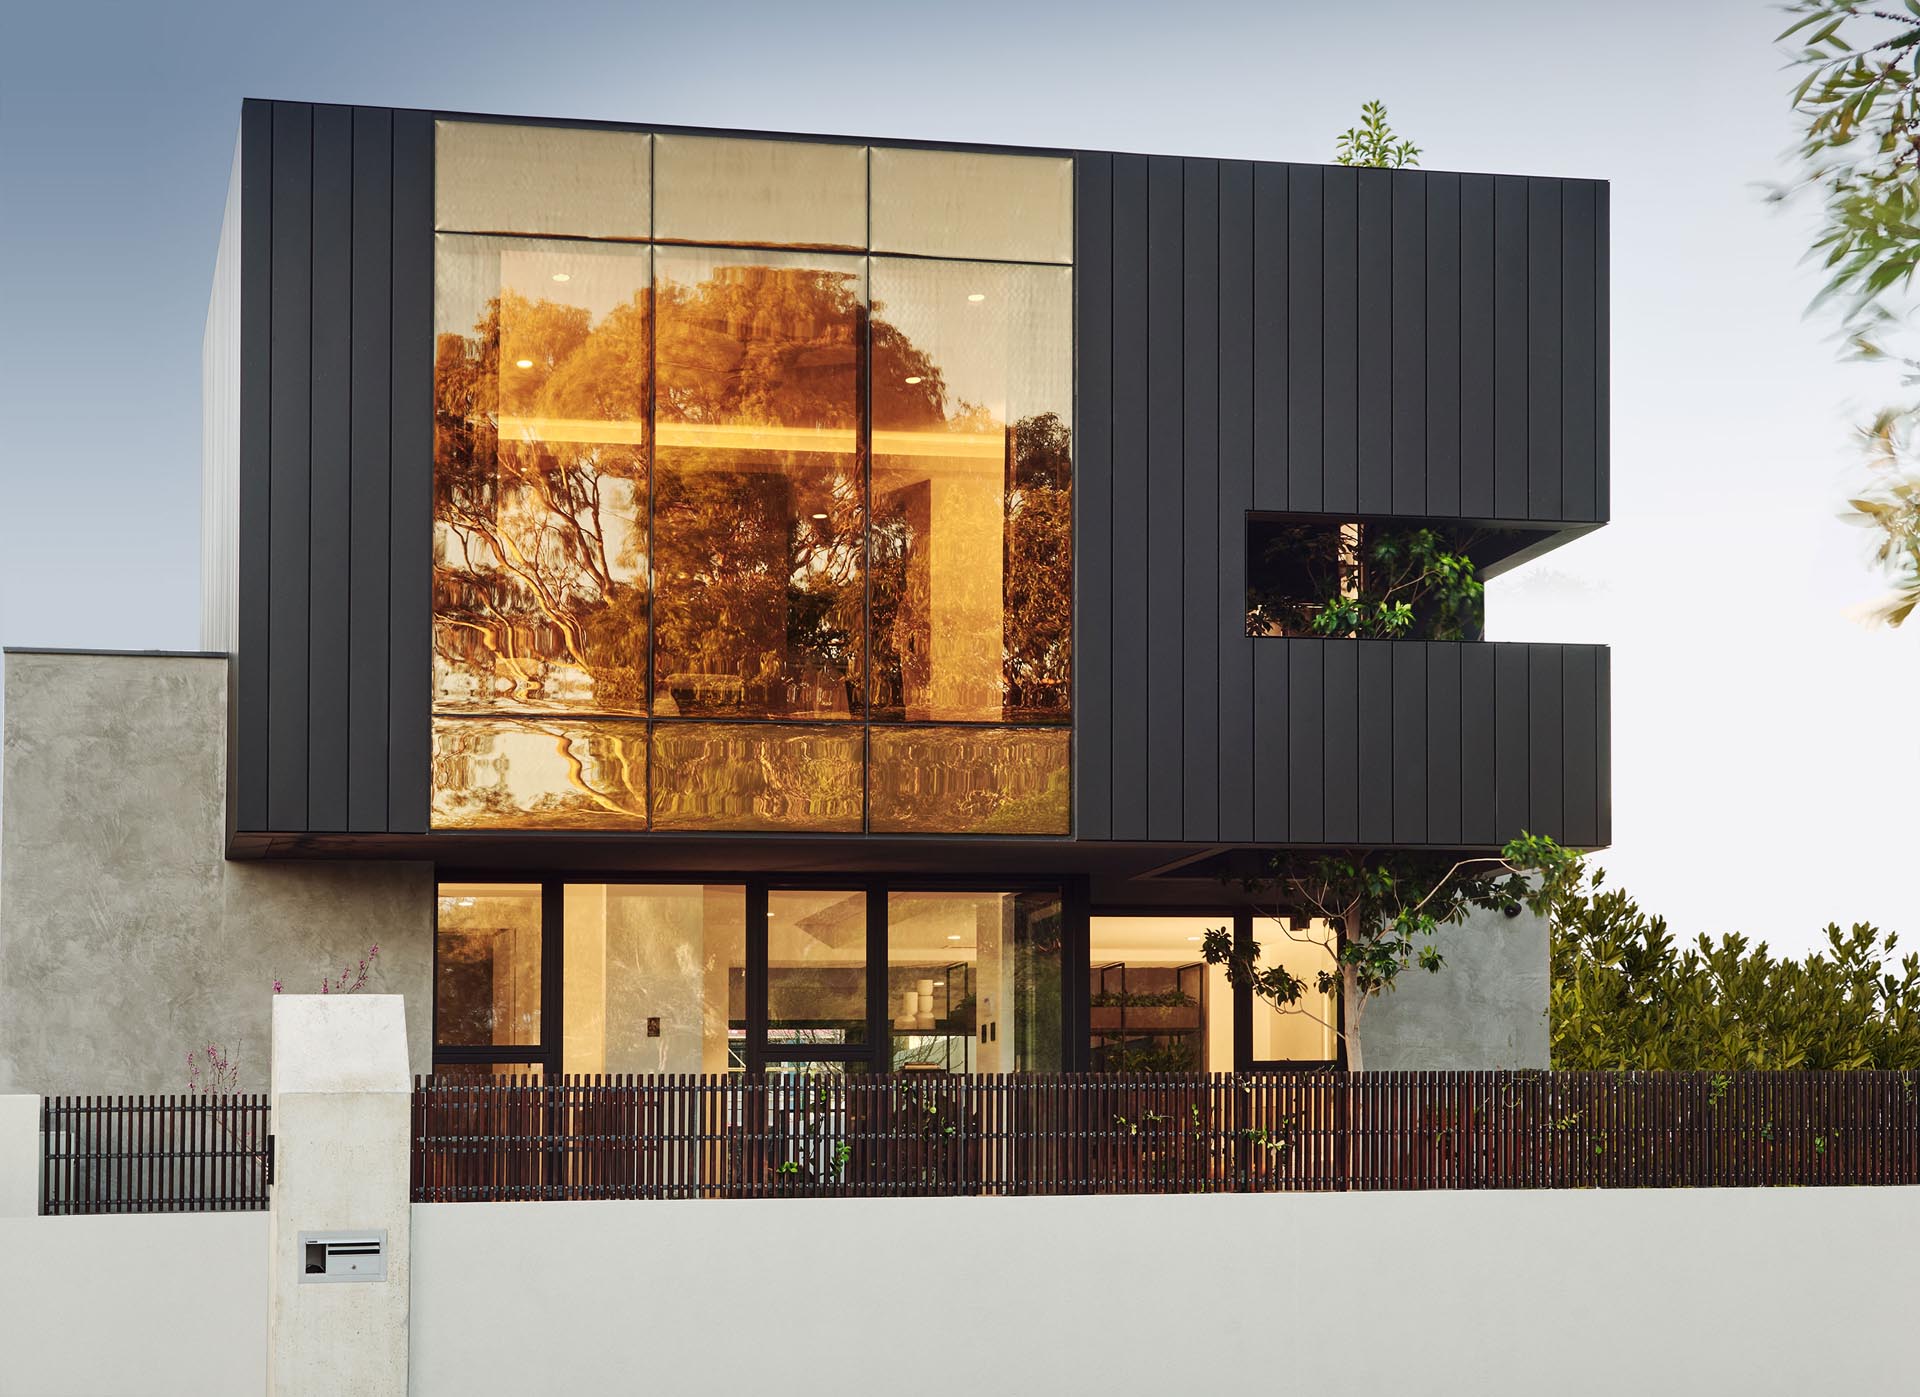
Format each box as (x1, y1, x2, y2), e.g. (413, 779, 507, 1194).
(0, 1212, 267, 1395)
(413, 1188, 1918, 1396)
(0, 651, 433, 1094)
(1359, 903, 1550, 1069)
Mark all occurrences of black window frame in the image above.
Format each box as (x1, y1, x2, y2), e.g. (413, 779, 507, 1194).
(432, 871, 1087, 1076)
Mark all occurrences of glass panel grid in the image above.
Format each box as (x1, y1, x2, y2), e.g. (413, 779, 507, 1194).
(430, 139, 1075, 834)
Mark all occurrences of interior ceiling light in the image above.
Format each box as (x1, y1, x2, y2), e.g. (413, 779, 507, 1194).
(551, 272, 571, 282)
(811, 512, 828, 520)
(904, 375, 923, 384)
(966, 292, 986, 302)
(946, 933, 962, 941)
(515, 358, 534, 369)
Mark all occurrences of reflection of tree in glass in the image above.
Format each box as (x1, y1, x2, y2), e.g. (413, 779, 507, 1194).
(434, 287, 649, 713)
(653, 264, 871, 718)
(433, 720, 647, 829)
(869, 294, 1073, 722)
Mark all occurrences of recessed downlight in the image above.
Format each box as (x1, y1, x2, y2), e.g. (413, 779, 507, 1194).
(966, 292, 986, 302)
(515, 358, 534, 369)
(551, 272, 571, 283)
(811, 512, 828, 521)
(903, 375, 923, 385)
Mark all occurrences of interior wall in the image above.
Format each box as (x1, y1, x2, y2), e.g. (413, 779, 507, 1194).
(0, 652, 434, 1095)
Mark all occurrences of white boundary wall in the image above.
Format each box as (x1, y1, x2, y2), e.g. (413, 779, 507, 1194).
(414, 1189, 1920, 1395)
(0, 1213, 267, 1396)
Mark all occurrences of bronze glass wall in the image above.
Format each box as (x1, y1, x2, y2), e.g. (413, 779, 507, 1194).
(430, 126, 1072, 833)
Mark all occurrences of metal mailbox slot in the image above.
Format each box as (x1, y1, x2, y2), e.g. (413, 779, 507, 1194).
(298, 1230, 388, 1283)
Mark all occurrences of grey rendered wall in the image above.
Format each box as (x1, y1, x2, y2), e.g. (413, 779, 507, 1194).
(0, 651, 432, 1094)
(1357, 902, 1550, 1070)
(412, 1190, 1918, 1396)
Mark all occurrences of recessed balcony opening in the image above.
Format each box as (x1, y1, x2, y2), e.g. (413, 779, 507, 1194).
(1245, 514, 1570, 641)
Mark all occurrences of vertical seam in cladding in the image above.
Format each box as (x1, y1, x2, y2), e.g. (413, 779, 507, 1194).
(1524, 182, 1532, 523)
(382, 123, 393, 830)
(300, 110, 314, 822)
(1106, 162, 1116, 838)
(342, 117, 356, 834)
(262, 112, 273, 826)
(1215, 163, 1225, 837)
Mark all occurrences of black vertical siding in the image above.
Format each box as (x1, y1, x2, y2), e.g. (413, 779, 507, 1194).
(347, 107, 394, 833)
(1286, 166, 1322, 513)
(307, 105, 354, 832)
(1073, 149, 1609, 848)
(265, 103, 312, 833)
(1074, 153, 1114, 841)
(235, 101, 273, 834)
(1424, 173, 1461, 519)
(233, 100, 432, 837)
(1216, 161, 1255, 842)
(1458, 174, 1496, 519)
(1391, 171, 1426, 516)
(1108, 154, 1150, 840)
(1181, 159, 1220, 842)
(1355, 169, 1392, 516)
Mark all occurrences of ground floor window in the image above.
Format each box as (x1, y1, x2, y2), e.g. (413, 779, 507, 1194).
(434, 881, 1334, 1074)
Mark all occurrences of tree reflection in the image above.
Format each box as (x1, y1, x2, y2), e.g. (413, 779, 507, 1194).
(433, 240, 1073, 830)
(434, 283, 650, 713)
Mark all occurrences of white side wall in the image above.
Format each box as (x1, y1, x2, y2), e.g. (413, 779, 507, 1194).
(0, 1213, 266, 1396)
(413, 1189, 1920, 1395)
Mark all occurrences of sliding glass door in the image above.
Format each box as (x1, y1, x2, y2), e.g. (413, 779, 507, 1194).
(434, 878, 1067, 1075)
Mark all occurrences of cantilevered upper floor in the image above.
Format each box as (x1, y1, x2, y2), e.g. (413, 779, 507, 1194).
(203, 100, 1608, 868)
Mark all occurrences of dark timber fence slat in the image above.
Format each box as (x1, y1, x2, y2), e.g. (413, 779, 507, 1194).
(38, 1094, 270, 1216)
(398, 1070, 1920, 1202)
(42, 1074, 1920, 1211)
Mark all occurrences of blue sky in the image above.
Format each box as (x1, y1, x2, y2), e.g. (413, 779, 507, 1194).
(1, 0, 1913, 952)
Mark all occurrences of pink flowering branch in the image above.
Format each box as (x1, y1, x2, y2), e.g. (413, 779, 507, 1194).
(186, 1042, 239, 1096)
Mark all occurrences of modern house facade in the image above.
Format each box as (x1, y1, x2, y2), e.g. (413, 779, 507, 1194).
(0, 100, 1608, 1094)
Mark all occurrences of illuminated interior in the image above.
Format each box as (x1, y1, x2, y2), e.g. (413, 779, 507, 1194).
(430, 124, 1072, 833)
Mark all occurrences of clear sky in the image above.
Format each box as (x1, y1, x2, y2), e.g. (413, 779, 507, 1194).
(1, 0, 1913, 955)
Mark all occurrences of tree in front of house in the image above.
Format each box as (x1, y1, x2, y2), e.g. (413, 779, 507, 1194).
(1778, 2, 1920, 625)
(1202, 834, 1577, 1072)
(1548, 866, 1920, 1069)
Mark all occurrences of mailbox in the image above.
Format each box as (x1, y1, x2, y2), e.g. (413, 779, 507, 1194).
(298, 1230, 388, 1283)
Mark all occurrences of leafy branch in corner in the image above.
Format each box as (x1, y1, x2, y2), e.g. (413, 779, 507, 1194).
(1777, 2, 1920, 624)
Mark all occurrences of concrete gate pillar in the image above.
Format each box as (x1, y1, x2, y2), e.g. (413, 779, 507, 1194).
(268, 994, 411, 1396)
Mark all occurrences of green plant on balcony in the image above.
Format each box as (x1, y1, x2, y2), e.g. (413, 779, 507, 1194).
(1246, 523, 1484, 641)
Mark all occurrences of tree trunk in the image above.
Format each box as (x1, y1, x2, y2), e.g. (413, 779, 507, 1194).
(1343, 966, 1365, 1074)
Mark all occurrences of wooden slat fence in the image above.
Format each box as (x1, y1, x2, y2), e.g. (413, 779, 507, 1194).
(40, 1094, 272, 1215)
(411, 1070, 1920, 1202)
